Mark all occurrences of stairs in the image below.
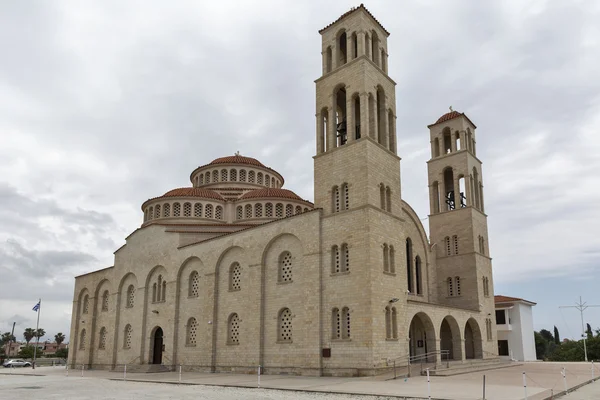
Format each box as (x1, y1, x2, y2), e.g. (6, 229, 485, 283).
(119, 364, 173, 373)
(425, 358, 520, 376)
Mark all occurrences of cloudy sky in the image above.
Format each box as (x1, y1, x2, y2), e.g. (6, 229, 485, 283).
(1, 0, 599, 344)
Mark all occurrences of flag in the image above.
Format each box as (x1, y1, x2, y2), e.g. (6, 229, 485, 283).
(32, 301, 40, 312)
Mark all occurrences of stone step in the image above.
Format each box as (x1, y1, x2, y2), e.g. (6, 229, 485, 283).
(427, 361, 520, 376)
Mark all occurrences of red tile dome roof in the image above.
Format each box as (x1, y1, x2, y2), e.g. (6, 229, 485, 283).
(240, 188, 305, 201)
(435, 111, 463, 124)
(161, 187, 224, 200)
(209, 155, 265, 167)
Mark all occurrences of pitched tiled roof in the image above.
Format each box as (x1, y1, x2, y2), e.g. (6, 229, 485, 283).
(240, 188, 308, 202)
(209, 155, 265, 167)
(142, 188, 225, 209)
(319, 4, 389, 35)
(428, 110, 477, 128)
(495, 295, 536, 305)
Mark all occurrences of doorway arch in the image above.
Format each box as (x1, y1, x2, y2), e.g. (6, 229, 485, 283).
(408, 312, 436, 362)
(151, 327, 163, 365)
(440, 316, 462, 361)
(465, 318, 483, 359)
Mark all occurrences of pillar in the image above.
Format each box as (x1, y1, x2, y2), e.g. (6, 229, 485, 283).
(380, 97, 389, 148)
(316, 113, 323, 154)
(322, 50, 327, 76)
(346, 95, 354, 143)
(360, 92, 370, 139)
(357, 31, 365, 56)
(328, 95, 337, 150)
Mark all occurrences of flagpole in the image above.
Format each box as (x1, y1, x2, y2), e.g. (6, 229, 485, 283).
(32, 299, 41, 370)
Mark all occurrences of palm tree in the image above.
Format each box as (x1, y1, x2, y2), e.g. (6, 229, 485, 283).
(55, 333, 65, 347)
(23, 328, 36, 344)
(35, 328, 45, 341)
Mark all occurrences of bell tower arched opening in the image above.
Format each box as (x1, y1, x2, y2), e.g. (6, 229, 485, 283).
(335, 86, 347, 146)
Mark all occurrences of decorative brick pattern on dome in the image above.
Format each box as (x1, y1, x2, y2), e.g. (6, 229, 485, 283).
(209, 155, 265, 167)
(162, 188, 224, 200)
(240, 188, 307, 202)
(428, 110, 477, 128)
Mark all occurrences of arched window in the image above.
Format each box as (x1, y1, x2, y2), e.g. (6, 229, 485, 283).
(371, 30, 379, 66)
(337, 30, 347, 66)
(383, 244, 389, 272)
(199, 173, 204, 185)
(255, 203, 263, 217)
(161, 280, 166, 302)
(229, 262, 241, 291)
(432, 181, 440, 214)
(455, 276, 461, 296)
(187, 317, 198, 346)
(453, 235, 459, 254)
(447, 277, 453, 297)
(380, 183, 385, 209)
(351, 32, 358, 59)
(173, 203, 181, 217)
(391, 307, 397, 339)
(265, 203, 273, 217)
(189, 271, 199, 298)
(155, 204, 161, 219)
(183, 202, 191, 217)
(124, 324, 132, 349)
(79, 329, 86, 350)
(279, 251, 293, 283)
(443, 128, 452, 154)
(385, 186, 391, 212)
(163, 203, 170, 217)
(157, 275, 162, 302)
(342, 183, 349, 210)
(205, 172, 211, 183)
(444, 167, 455, 211)
(221, 169, 228, 182)
(144, 209, 148, 222)
(341, 243, 349, 272)
(332, 308, 340, 339)
(239, 170, 246, 182)
(148, 206, 154, 220)
(265, 174, 271, 187)
(126, 285, 135, 308)
(205, 204, 213, 219)
(415, 256, 422, 295)
(445, 236, 451, 256)
(215, 205, 223, 220)
(83, 295, 89, 314)
(228, 313, 240, 344)
(434, 138, 440, 157)
(332, 186, 340, 213)
(152, 283, 157, 302)
(331, 245, 340, 274)
(194, 203, 202, 217)
(326, 46, 332, 73)
(295, 205, 302, 215)
(342, 307, 351, 339)
(385, 306, 391, 338)
(230, 169, 237, 181)
(278, 308, 292, 342)
(236, 205, 243, 219)
(257, 172, 263, 185)
(98, 327, 107, 350)
(212, 170, 218, 182)
(406, 238, 413, 293)
(272, 177, 275, 187)
(245, 204, 252, 219)
(389, 245, 395, 274)
(285, 204, 293, 217)
(275, 203, 283, 217)
(248, 170, 255, 183)
(102, 290, 109, 311)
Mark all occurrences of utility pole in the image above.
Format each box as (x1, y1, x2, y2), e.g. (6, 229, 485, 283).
(559, 296, 600, 362)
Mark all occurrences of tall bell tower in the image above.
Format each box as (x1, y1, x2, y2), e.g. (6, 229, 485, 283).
(426, 110, 495, 314)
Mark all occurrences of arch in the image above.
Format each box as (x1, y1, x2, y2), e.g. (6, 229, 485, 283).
(150, 326, 163, 363)
(98, 326, 107, 349)
(351, 32, 358, 59)
(465, 318, 483, 359)
(332, 185, 340, 213)
(368, 93, 376, 139)
(183, 202, 191, 217)
(433, 138, 440, 157)
(365, 32, 371, 59)
(245, 204, 253, 219)
(331, 245, 340, 274)
(319, 107, 328, 153)
(379, 183, 385, 209)
(332, 307, 341, 339)
(173, 202, 181, 217)
(239, 169, 246, 182)
(341, 243, 349, 272)
(376, 86, 386, 146)
(278, 251, 293, 283)
(275, 203, 283, 217)
(265, 202, 273, 217)
(257, 172, 263, 185)
(194, 203, 202, 217)
(188, 270, 199, 297)
(154, 204, 161, 219)
(148, 206, 154, 220)
(220, 169, 228, 182)
(443, 167, 455, 211)
(255, 203, 263, 217)
(389, 245, 395, 274)
(205, 172, 211, 183)
(199, 173, 204, 185)
(415, 255, 422, 295)
(101, 289, 110, 311)
(388, 109, 395, 152)
(187, 317, 198, 346)
(265, 174, 271, 187)
(408, 312, 437, 361)
(431, 181, 440, 213)
(285, 204, 293, 217)
(440, 316, 462, 360)
(353, 93, 361, 139)
(215, 205, 222, 220)
(405, 238, 413, 294)
(385, 186, 391, 212)
(123, 324, 132, 349)
(228, 313, 240, 344)
(82, 294, 90, 314)
(458, 175, 467, 208)
(230, 169, 237, 182)
(454, 131, 461, 151)
(385, 306, 398, 339)
(443, 127, 452, 154)
(248, 170, 255, 183)
(212, 170, 218, 183)
(371, 30, 380, 65)
(472, 167, 480, 209)
(335, 85, 347, 146)
(278, 307, 292, 342)
(163, 203, 170, 217)
(295, 205, 302, 215)
(79, 328, 87, 350)
(229, 262, 242, 291)
(326, 46, 332, 73)
(145, 265, 168, 305)
(383, 243, 389, 272)
(342, 183, 349, 210)
(455, 276, 461, 296)
(342, 306, 351, 339)
(205, 204, 213, 218)
(126, 284, 135, 308)
(336, 29, 347, 66)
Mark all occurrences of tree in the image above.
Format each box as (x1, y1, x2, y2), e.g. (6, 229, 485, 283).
(23, 328, 36, 344)
(534, 331, 548, 360)
(587, 323, 593, 339)
(554, 326, 560, 345)
(1, 332, 16, 346)
(55, 348, 68, 359)
(18, 345, 42, 359)
(35, 328, 45, 342)
(539, 329, 554, 343)
(55, 333, 65, 347)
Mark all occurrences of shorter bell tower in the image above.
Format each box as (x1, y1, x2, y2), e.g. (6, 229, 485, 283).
(427, 109, 494, 315)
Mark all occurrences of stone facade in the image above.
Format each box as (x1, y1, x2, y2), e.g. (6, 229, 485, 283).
(68, 5, 498, 376)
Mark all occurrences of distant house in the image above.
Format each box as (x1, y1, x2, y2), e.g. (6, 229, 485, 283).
(495, 295, 537, 361)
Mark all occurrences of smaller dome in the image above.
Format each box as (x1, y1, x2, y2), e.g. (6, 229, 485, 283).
(435, 110, 463, 124)
(209, 155, 265, 167)
(161, 187, 224, 201)
(240, 188, 305, 201)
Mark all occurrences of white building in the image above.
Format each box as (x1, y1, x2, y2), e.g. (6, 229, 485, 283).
(495, 295, 537, 361)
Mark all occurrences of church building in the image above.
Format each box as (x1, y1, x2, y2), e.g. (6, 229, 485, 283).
(68, 5, 497, 376)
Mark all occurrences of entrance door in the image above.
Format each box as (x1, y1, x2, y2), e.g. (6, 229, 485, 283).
(152, 327, 163, 364)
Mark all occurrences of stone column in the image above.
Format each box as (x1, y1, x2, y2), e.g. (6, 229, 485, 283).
(347, 33, 354, 61)
(480, 182, 485, 212)
(357, 31, 365, 57)
(316, 113, 323, 154)
(328, 95, 337, 150)
(360, 92, 369, 139)
(453, 173, 460, 209)
(434, 339, 443, 366)
(380, 97, 389, 148)
(346, 95, 354, 143)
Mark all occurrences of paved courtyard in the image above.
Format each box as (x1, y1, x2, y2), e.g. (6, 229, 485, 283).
(1, 362, 599, 399)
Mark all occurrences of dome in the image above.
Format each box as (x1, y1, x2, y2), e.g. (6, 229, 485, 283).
(158, 187, 224, 201)
(435, 111, 463, 124)
(209, 155, 265, 168)
(240, 188, 306, 202)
